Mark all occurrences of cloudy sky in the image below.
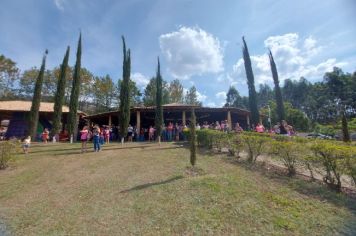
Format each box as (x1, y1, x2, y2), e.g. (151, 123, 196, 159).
(1, 0, 355, 107)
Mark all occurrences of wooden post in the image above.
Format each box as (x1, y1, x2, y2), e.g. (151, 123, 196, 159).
(136, 110, 141, 134)
(182, 111, 186, 126)
(246, 115, 250, 128)
(108, 115, 112, 126)
(227, 110, 232, 131)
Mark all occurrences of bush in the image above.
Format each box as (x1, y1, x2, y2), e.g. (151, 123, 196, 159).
(270, 140, 304, 176)
(0, 140, 18, 169)
(310, 141, 350, 191)
(226, 133, 244, 158)
(241, 133, 269, 163)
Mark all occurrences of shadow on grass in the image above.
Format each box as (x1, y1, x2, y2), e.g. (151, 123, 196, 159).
(120, 175, 184, 193)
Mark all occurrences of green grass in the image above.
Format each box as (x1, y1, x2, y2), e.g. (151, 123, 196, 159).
(0, 142, 355, 235)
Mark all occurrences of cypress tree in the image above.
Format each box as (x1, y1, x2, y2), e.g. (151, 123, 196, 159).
(119, 36, 131, 144)
(28, 49, 48, 139)
(190, 108, 197, 166)
(155, 57, 163, 143)
(268, 50, 285, 122)
(52, 46, 70, 138)
(242, 36, 260, 126)
(68, 33, 82, 141)
(341, 110, 350, 142)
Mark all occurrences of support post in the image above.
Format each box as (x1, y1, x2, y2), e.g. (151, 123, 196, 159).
(136, 110, 141, 133)
(227, 110, 232, 131)
(182, 111, 186, 126)
(246, 115, 250, 128)
(108, 115, 112, 127)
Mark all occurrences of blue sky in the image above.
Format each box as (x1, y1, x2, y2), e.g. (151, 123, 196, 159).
(0, 0, 355, 107)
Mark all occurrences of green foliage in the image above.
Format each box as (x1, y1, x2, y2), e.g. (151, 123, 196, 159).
(0, 54, 19, 99)
(155, 57, 163, 137)
(169, 79, 184, 103)
(143, 77, 170, 106)
(119, 36, 131, 139)
(190, 108, 197, 166)
(270, 140, 303, 176)
(0, 140, 18, 169)
(242, 36, 259, 126)
(68, 33, 82, 137)
(313, 123, 336, 136)
(184, 86, 202, 106)
(117, 78, 141, 107)
(269, 50, 285, 122)
(28, 50, 48, 139)
(52, 46, 70, 136)
(224, 86, 246, 108)
(310, 141, 350, 191)
(241, 133, 269, 163)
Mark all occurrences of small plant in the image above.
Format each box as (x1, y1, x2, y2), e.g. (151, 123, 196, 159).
(241, 134, 269, 163)
(0, 140, 18, 169)
(310, 141, 349, 191)
(270, 140, 303, 176)
(227, 133, 243, 158)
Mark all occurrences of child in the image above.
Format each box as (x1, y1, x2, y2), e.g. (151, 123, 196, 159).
(42, 128, 49, 143)
(22, 136, 31, 154)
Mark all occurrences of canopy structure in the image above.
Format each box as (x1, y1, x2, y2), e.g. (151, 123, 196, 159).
(84, 103, 254, 131)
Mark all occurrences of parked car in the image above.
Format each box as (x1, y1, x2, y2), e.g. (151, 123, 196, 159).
(306, 133, 333, 139)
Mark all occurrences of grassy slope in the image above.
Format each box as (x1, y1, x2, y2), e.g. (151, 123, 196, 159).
(0, 142, 355, 235)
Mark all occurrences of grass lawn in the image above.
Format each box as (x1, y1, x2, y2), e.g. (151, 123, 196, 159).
(0, 142, 355, 235)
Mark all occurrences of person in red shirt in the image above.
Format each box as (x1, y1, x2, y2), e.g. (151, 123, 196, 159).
(255, 123, 265, 133)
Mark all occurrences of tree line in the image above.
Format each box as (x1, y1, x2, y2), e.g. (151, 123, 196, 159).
(224, 37, 356, 138)
(0, 57, 202, 115)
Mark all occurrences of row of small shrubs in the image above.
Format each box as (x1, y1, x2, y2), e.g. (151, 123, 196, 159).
(194, 129, 356, 191)
(0, 140, 19, 169)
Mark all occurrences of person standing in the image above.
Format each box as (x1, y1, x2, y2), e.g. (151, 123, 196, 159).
(22, 136, 31, 154)
(42, 128, 49, 143)
(80, 126, 89, 153)
(127, 124, 133, 142)
(93, 126, 101, 152)
(256, 123, 265, 133)
(104, 126, 110, 144)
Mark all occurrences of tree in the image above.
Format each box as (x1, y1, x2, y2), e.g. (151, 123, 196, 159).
(184, 86, 202, 106)
(257, 84, 273, 108)
(169, 79, 184, 103)
(242, 36, 259, 125)
(155, 57, 163, 143)
(0, 55, 19, 99)
(225, 86, 241, 107)
(68, 33, 82, 140)
(190, 108, 197, 166)
(143, 77, 169, 106)
(52, 46, 70, 137)
(269, 50, 285, 122)
(93, 75, 116, 112)
(117, 79, 141, 107)
(28, 50, 48, 139)
(119, 36, 131, 144)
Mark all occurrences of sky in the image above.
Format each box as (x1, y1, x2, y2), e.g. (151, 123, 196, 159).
(0, 0, 355, 107)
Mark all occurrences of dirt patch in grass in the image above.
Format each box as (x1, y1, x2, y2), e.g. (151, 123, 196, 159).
(0, 142, 355, 235)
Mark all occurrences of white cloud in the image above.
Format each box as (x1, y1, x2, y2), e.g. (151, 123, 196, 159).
(159, 26, 224, 79)
(196, 90, 207, 102)
(215, 91, 226, 100)
(131, 72, 149, 88)
(232, 33, 348, 85)
(54, 0, 65, 10)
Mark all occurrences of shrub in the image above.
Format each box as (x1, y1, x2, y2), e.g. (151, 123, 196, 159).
(310, 141, 350, 191)
(226, 133, 244, 158)
(241, 133, 269, 163)
(270, 140, 304, 176)
(0, 140, 18, 169)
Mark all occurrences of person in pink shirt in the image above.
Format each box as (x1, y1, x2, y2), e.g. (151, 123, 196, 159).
(255, 123, 265, 133)
(149, 126, 155, 142)
(104, 126, 110, 144)
(80, 126, 89, 153)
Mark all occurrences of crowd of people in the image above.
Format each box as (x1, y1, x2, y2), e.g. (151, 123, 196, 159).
(19, 119, 296, 154)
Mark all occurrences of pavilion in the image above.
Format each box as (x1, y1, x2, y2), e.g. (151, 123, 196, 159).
(84, 103, 253, 131)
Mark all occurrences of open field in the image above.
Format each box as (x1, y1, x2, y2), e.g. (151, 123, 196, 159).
(0, 142, 355, 235)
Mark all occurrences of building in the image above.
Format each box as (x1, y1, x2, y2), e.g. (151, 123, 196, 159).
(0, 100, 85, 139)
(85, 103, 253, 132)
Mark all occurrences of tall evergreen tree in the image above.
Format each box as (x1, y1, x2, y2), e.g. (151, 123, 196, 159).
(119, 36, 131, 143)
(190, 108, 197, 166)
(155, 57, 163, 143)
(268, 50, 285, 122)
(28, 49, 48, 139)
(68, 33, 82, 140)
(52, 46, 70, 138)
(242, 36, 259, 126)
